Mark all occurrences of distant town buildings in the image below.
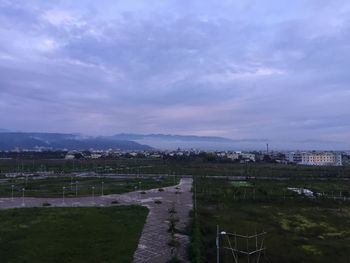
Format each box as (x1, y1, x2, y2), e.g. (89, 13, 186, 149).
(65, 152, 75, 160)
(227, 152, 256, 162)
(0, 148, 345, 167)
(90, 153, 102, 159)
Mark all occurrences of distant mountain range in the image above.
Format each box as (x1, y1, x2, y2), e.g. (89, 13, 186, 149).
(110, 133, 238, 150)
(0, 131, 268, 151)
(0, 132, 151, 151)
(110, 133, 233, 142)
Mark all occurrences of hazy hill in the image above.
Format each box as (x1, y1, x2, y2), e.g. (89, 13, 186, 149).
(110, 133, 233, 142)
(0, 132, 151, 151)
(109, 133, 238, 150)
(0, 132, 269, 151)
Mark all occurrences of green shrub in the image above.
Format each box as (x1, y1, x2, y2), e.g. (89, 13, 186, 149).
(167, 239, 180, 247)
(167, 256, 182, 263)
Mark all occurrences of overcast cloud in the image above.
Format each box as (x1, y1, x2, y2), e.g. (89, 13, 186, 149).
(0, 0, 349, 150)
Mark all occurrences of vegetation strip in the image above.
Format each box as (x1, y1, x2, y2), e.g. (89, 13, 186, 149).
(194, 177, 350, 263)
(0, 206, 148, 263)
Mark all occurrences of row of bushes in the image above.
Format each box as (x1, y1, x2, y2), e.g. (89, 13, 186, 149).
(190, 181, 203, 263)
(189, 212, 203, 263)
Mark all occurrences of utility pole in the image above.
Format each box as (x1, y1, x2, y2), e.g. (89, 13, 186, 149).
(62, 186, 66, 205)
(75, 181, 78, 197)
(92, 186, 95, 204)
(216, 225, 220, 263)
(11, 185, 14, 201)
(194, 177, 197, 215)
(22, 188, 25, 206)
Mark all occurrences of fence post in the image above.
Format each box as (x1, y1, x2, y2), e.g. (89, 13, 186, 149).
(216, 225, 220, 263)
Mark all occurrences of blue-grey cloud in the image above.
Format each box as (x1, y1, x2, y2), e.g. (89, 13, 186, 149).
(0, 0, 349, 150)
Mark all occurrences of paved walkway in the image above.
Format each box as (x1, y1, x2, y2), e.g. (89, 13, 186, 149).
(131, 178, 193, 263)
(0, 178, 193, 263)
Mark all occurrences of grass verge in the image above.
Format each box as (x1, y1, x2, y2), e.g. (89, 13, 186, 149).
(194, 177, 350, 263)
(0, 206, 148, 263)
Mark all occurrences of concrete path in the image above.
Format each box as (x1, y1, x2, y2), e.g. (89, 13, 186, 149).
(0, 178, 193, 263)
(131, 178, 193, 263)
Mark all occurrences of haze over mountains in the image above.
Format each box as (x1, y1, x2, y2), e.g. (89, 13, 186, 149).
(1, 131, 348, 151)
(0, 132, 151, 151)
(0, 131, 245, 151)
(110, 133, 268, 150)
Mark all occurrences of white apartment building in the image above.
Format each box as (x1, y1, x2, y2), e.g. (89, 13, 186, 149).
(300, 152, 342, 166)
(287, 152, 303, 163)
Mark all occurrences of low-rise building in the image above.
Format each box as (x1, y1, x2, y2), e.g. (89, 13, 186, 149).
(90, 153, 102, 159)
(287, 151, 342, 166)
(65, 153, 75, 160)
(227, 153, 240, 161)
(241, 153, 256, 162)
(300, 152, 342, 166)
(287, 152, 303, 163)
(226, 152, 256, 162)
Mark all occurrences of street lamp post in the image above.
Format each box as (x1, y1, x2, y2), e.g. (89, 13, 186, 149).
(138, 181, 142, 201)
(62, 186, 66, 205)
(216, 225, 219, 263)
(101, 181, 104, 196)
(21, 188, 25, 206)
(216, 228, 228, 263)
(11, 185, 14, 201)
(75, 181, 78, 197)
(92, 186, 95, 204)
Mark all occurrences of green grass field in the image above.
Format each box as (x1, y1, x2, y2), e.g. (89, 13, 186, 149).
(197, 178, 350, 201)
(0, 176, 179, 198)
(193, 177, 350, 263)
(0, 206, 148, 263)
(1, 158, 349, 178)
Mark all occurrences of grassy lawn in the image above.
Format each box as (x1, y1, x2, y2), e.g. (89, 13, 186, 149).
(0, 206, 148, 263)
(193, 177, 350, 263)
(1, 158, 349, 178)
(230, 181, 252, 187)
(198, 178, 350, 200)
(0, 176, 179, 198)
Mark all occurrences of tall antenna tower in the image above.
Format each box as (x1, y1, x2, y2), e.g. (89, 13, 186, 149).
(266, 143, 269, 154)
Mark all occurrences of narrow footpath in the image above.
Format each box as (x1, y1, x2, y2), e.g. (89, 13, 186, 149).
(130, 178, 193, 263)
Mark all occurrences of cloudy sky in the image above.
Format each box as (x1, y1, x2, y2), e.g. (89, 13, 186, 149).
(0, 0, 349, 150)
